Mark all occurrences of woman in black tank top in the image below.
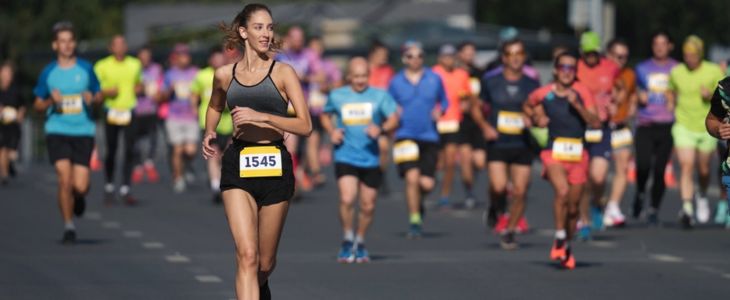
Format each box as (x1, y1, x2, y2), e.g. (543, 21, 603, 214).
(201, 4, 312, 299)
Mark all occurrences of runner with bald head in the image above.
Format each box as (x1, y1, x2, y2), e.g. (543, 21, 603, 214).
(322, 56, 399, 263)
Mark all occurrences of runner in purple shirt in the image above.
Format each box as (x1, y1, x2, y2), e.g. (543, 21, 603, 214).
(131, 46, 163, 184)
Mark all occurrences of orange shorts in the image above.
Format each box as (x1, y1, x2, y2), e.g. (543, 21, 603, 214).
(540, 150, 589, 185)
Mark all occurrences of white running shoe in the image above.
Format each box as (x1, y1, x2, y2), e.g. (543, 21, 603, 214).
(696, 196, 710, 224)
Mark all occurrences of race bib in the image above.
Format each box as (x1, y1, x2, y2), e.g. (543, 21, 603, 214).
(584, 129, 603, 143)
(107, 108, 132, 126)
(552, 137, 584, 162)
(647, 73, 669, 93)
(145, 82, 159, 98)
(287, 102, 296, 116)
(497, 111, 525, 135)
(308, 90, 327, 110)
(173, 81, 192, 99)
(611, 128, 633, 149)
(239, 146, 282, 178)
(437, 120, 460, 134)
(60, 94, 83, 114)
(342, 103, 373, 126)
(469, 77, 481, 95)
(2, 107, 18, 124)
(393, 140, 419, 164)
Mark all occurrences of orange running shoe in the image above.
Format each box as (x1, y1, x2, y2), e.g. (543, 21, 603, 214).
(131, 167, 144, 184)
(90, 148, 102, 171)
(664, 163, 677, 188)
(516, 216, 530, 233)
(627, 160, 636, 183)
(494, 214, 509, 234)
(561, 249, 576, 270)
(144, 163, 160, 183)
(550, 240, 567, 261)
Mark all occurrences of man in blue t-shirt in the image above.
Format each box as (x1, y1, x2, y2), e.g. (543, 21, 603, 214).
(322, 57, 398, 263)
(32, 22, 101, 245)
(388, 41, 449, 238)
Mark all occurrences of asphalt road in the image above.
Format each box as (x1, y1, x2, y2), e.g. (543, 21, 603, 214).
(1, 158, 729, 300)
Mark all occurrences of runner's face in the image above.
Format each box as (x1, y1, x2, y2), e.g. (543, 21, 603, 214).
(652, 35, 672, 59)
(370, 47, 388, 66)
(176, 53, 191, 68)
(458, 45, 475, 64)
(138, 49, 151, 66)
(209, 52, 225, 69)
(309, 39, 324, 56)
(502, 43, 525, 72)
(438, 54, 455, 69)
(110, 36, 128, 58)
(0, 65, 12, 86)
(554, 56, 577, 86)
(683, 51, 701, 69)
(608, 44, 629, 68)
(53, 31, 75, 58)
(348, 60, 369, 92)
(286, 27, 304, 51)
(582, 51, 599, 66)
(241, 10, 274, 54)
(404, 48, 423, 70)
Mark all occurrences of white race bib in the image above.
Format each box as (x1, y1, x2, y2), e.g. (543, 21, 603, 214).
(585, 129, 603, 143)
(60, 94, 83, 114)
(497, 111, 525, 135)
(611, 128, 633, 149)
(107, 109, 132, 126)
(552, 137, 583, 162)
(2, 107, 18, 124)
(469, 77, 481, 96)
(342, 103, 373, 126)
(393, 140, 419, 164)
(308, 90, 327, 110)
(173, 81, 191, 99)
(239, 146, 283, 178)
(437, 120, 460, 134)
(145, 82, 159, 98)
(647, 73, 670, 93)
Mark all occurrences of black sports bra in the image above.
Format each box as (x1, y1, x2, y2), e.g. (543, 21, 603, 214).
(226, 61, 288, 117)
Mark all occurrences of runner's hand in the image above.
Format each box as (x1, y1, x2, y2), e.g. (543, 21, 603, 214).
(202, 132, 218, 160)
(535, 115, 550, 128)
(566, 89, 578, 105)
(330, 129, 344, 145)
(365, 124, 382, 139)
(105, 87, 119, 98)
(82, 91, 93, 105)
(51, 89, 63, 104)
(232, 107, 267, 125)
(638, 90, 649, 105)
(431, 106, 442, 121)
(523, 115, 533, 128)
(700, 85, 712, 100)
(483, 125, 498, 141)
(718, 123, 730, 140)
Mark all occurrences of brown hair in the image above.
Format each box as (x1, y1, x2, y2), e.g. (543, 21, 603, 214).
(52, 21, 75, 40)
(219, 3, 281, 52)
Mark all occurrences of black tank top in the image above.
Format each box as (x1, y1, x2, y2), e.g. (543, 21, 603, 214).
(226, 61, 288, 117)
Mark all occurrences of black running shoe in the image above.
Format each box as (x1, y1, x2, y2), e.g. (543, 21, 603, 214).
(8, 161, 16, 178)
(647, 208, 659, 227)
(632, 193, 644, 219)
(212, 192, 223, 205)
(62, 230, 76, 245)
(260, 280, 271, 300)
(73, 194, 86, 217)
(500, 231, 518, 250)
(679, 211, 693, 230)
(486, 206, 498, 228)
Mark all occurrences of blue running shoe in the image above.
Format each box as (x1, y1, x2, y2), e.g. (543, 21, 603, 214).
(407, 223, 422, 239)
(437, 197, 450, 209)
(355, 244, 370, 263)
(577, 225, 592, 241)
(591, 205, 604, 230)
(337, 241, 354, 263)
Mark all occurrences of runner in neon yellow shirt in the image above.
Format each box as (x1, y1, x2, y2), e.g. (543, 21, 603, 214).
(93, 35, 143, 205)
(191, 47, 231, 204)
(670, 35, 725, 228)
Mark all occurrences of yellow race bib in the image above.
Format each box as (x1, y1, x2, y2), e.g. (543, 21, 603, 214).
(552, 137, 583, 162)
(60, 94, 83, 114)
(107, 109, 132, 126)
(584, 129, 603, 143)
(437, 120, 460, 134)
(1, 107, 18, 124)
(239, 146, 283, 178)
(341, 103, 373, 126)
(173, 81, 192, 99)
(497, 111, 525, 135)
(611, 128, 633, 149)
(308, 90, 327, 110)
(647, 73, 669, 93)
(393, 140, 419, 164)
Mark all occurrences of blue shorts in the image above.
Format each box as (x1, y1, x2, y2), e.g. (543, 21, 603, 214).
(587, 125, 612, 160)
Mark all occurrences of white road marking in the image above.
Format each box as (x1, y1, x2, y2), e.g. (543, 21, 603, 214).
(195, 275, 222, 283)
(536, 229, 554, 237)
(649, 254, 684, 263)
(165, 253, 190, 263)
(694, 265, 723, 274)
(142, 242, 165, 249)
(101, 221, 121, 229)
(85, 211, 102, 220)
(123, 231, 143, 238)
(588, 241, 617, 248)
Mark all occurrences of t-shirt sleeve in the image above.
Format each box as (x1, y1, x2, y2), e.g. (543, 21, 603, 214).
(479, 76, 490, 103)
(635, 65, 647, 90)
(388, 81, 400, 105)
(323, 92, 337, 114)
(82, 61, 101, 93)
(527, 85, 549, 105)
(33, 64, 54, 99)
(190, 73, 202, 95)
(575, 84, 596, 109)
(436, 77, 449, 112)
(380, 91, 398, 118)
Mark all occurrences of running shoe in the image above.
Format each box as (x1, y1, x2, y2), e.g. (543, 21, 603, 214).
(696, 195, 710, 224)
(500, 231, 518, 250)
(337, 240, 355, 263)
(8, 161, 16, 177)
(716, 201, 729, 225)
(73, 194, 86, 217)
(679, 210, 693, 230)
(464, 196, 476, 210)
(437, 197, 450, 209)
(590, 205, 604, 230)
(144, 163, 160, 183)
(603, 205, 626, 228)
(61, 230, 76, 245)
(647, 208, 659, 227)
(560, 246, 576, 270)
(184, 171, 196, 184)
(550, 239, 567, 261)
(494, 214, 509, 234)
(354, 244, 370, 263)
(260, 280, 271, 300)
(632, 193, 645, 219)
(486, 206, 498, 229)
(515, 216, 530, 233)
(131, 167, 144, 184)
(577, 224, 591, 241)
(212, 192, 223, 205)
(407, 223, 422, 239)
(664, 165, 677, 188)
(173, 179, 186, 193)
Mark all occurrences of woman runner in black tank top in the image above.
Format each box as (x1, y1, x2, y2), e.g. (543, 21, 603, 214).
(201, 4, 312, 299)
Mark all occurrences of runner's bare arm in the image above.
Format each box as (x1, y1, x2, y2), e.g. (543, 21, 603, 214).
(706, 112, 730, 140)
(470, 96, 496, 133)
(202, 67, 229, 159)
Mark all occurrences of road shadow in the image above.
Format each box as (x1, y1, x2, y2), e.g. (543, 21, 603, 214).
(56, 239, 110, 246)
(529, 260, 604, 270)
(394, 231, 450, 239)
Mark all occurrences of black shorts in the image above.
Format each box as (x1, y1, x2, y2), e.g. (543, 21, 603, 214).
(487, 146, 534, 165)
(46, 134, 95, 167)
(310, 114, 323, 133)
(395, 139, 439, 178)
(335, 163, 383, 188)
(440, 132, 461, 146)
(134, 114, 158, 138)
(220, 139, 295, 206)
(460, 115, 487, 150)
(0, 124, 20, 149)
